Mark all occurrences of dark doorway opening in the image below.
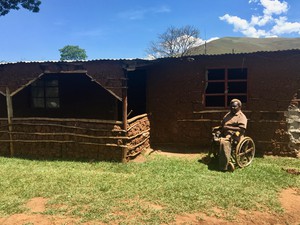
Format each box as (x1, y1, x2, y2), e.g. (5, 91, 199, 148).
(127, 69, 147, 118)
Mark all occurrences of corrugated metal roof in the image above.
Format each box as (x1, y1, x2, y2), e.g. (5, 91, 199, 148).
(153, 49, 300, 60)
(0, 58, 153, 99)
(1, 49, 300, 65)
(0, 58, 151, 65)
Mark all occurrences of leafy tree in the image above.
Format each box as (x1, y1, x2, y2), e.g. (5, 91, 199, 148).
(59, 45, 88, 61)
(147, 25, 200, 58)
(0, 0, 41, 16)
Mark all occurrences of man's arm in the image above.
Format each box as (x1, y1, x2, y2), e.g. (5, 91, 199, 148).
(222, 125, 246, 136)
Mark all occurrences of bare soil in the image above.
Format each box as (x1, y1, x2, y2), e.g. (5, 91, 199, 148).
(0, 151, 299, 225)
(173, 188, 300, 225)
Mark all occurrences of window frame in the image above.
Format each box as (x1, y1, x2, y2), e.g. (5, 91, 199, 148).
(204, 67, 248, 108)
(31, 77, 60, 109)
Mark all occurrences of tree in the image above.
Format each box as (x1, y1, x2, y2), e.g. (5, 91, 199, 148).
(0, 0, 41, 16)
(147, 25, 200, 58)
(59, 45, 88, 61)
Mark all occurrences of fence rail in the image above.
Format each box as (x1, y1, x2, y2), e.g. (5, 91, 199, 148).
(0, 115, 150, 162)
(125, 114, 150, 158)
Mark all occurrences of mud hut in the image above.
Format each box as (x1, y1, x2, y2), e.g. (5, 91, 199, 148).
(147, 49, 300, 157)
(0, 60, 150, 161)
(1, 49, 300, 161)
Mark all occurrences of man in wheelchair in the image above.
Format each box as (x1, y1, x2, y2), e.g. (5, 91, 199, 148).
(212, 99, 249, 172)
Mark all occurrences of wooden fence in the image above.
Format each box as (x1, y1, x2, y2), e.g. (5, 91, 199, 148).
(126, 114, 150, 159)
(0, 114, 150, 162)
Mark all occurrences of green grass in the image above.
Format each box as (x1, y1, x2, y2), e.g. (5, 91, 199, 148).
(0, 154, 299, 224)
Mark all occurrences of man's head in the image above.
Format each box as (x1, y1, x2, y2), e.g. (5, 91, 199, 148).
(230, 99, 242, 114)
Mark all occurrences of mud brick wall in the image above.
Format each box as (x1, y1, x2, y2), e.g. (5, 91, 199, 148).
(147, 50, 300, 156)
(0, 119, 10, 156)
(126, 114, 150, 159)
(0, 118, 125, 161)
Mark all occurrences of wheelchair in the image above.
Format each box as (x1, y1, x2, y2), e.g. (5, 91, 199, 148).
(203, 126, 255, 169)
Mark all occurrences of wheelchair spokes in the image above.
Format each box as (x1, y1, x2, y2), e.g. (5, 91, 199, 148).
(235, 137, 255, 168)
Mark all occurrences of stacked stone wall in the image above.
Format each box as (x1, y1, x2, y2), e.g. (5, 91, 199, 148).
(284, 105, 300, 157)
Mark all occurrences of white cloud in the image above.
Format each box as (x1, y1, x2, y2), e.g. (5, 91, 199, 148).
(220, 14, 268, 37)
(220, 0, 299, 37)
(271, 16, 300, 35)
(220, 14, 250, 31)
(177, 36, 219, 48)
(194, 37, 219, 46)
(250, 15, 273, 26)
(207, 37, 219, 42)
(118, 5, 171, 20)
(260, 0, 288, 15)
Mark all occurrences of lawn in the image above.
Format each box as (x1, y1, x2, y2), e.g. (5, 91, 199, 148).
(0, 154, 299, 224)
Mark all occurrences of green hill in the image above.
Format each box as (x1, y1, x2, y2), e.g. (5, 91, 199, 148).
(187, 37, 300, 55)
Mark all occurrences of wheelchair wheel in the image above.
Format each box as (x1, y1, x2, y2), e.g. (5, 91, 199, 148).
(235, 136, 255, 168)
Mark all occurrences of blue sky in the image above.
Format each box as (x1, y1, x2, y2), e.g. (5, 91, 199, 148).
(1, 0, 300, 62)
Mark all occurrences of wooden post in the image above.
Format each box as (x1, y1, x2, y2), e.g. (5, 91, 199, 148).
(6, 87, 14, 157)
(122, 75, 128, 131)
(122, 68, 128, 162)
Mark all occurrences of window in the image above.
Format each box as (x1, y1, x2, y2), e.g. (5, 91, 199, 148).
(205, 68, 247, 107)
(31, 79, 60, 108)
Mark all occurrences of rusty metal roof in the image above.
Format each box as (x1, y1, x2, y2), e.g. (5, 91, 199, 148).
(0, 59, 151, 98)
(0, 58, 151, 65)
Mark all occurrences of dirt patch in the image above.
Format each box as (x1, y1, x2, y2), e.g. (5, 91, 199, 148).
(282, 168, 300, 175)
(0, 214, 84, 225)
(26, 197, 48, 213)
(132, 148, 202, 162)
(173, 188, 300, 225)
(279, 188, 300, 220)
(0, 197, 101, 225)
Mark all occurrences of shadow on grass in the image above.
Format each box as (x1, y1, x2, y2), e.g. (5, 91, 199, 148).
(198, 156, 220, 172)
